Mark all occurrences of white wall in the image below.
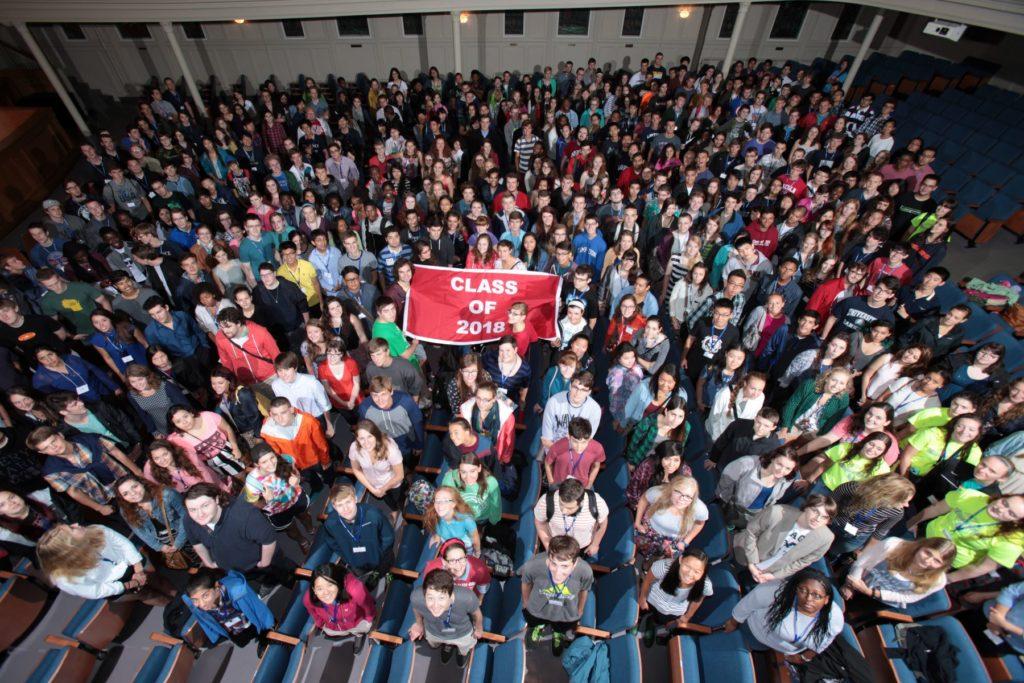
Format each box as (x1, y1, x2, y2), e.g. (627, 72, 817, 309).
(30, 4, 876, 99)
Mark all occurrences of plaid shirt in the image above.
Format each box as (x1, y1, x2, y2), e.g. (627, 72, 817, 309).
(690, 290, 746, 327)
(858, 113, 893, 138)
(42, 437, 128, 506)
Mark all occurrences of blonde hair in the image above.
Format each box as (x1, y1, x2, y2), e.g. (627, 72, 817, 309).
(37, 524, 107, 580)
(847, 473, 915, 512)
(885, 538, 956, 593)
(646, 475, 700, 539)
(330, 482, 357, 503)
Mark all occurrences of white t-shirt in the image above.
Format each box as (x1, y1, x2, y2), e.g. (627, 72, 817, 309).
(348, 439, 403, 490)
(756, 524, 811, 571)
(647, 558, 714, 616)
(644, 486, 709, 537)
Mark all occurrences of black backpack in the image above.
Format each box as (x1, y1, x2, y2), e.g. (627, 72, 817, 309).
(162, 594, 192, 639)
(544, 489, 599, 521)
(886, 624, 959, 683)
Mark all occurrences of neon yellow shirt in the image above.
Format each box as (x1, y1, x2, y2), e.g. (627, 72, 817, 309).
(821, 442, 890, 491)
(906, 427, 981, 477)
(277, 259, 320, 306)
(927, 488, 1024, 569)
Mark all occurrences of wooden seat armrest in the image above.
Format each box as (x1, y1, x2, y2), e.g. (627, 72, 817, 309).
(369, 631, 404, 645)
(44, 635, 81, 649)
(480, 631, 506, 643)
(499, 512, 520, 521)
(150, 632, 184, 646)
(874, 609, 914, 624)
(574, 625, 610, 639)
(294, 567, 314, 579)
(676, 622, 713, 635)
(265, 631, 301, 646)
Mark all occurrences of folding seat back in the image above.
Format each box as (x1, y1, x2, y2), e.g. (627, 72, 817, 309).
(0, 559, 50, 651)
(959, 303, 1001, 345)
(594, 566, 639, 634)
(592, 507, 636, 570)
(512, 511, 537, 569)
(691, 565, 741, 628)
(607, 634, 642, 683)
(691, 503, 728, 561)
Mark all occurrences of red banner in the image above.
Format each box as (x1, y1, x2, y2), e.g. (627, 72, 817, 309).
(403, 265, 562, 345)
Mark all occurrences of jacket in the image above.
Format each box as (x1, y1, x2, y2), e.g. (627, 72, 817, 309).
(302, 572, 376, 631)
(779, 378, 849, 435)
(214, 322, 281, 384)
(562, 636, 610, 683)
(734, 504, 833, 579)
(184, 570, 275, 644)
(71, 401, 141, 447)
(217, 386, 265, 435)
(315, 503, 396, 570)
(260, 409, 329, 471)
(716, 455, 793, 511)
(461, 396, 515, 465)
(121, 487, 189, 552)
(626, 411, 689, 467)
(805, 276, 862, 322)
(32, 355, 120, 403)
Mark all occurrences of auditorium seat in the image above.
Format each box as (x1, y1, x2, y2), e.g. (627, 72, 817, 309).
(858, 615, 991, 682)
(0, 558, 51, 652)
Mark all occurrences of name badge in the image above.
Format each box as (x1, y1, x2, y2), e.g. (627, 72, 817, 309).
(843, 522, 859, 536)
(121, 355, 134, 364)
(75, 385, 90, 395)
(352, 546, 367, 553)
(126, 201, 137, 209)
(547, 599, 564, 607)
(442, 627, 457, 633)
(984, 629, 1004, 645)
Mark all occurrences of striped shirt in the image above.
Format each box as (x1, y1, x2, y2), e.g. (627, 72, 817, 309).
(829, 480, 904, 541)
(533, 492, 609, 548)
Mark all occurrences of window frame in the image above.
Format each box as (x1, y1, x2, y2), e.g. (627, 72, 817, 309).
(60, 24, 86, 41)
(504, 10, 525, 37)
(769, 1, 810, 41)
(403, 15, 424, 36)
(181, 22, 205, 41)
(719, 4, 739, 39)
(557, 9, 591, 37)
(830, 3, 860, 41)
(621, 8, 644, 38)
(116, 23, 152, 40)
(280, 19, 305, 39)
(335, 16, 371, 37)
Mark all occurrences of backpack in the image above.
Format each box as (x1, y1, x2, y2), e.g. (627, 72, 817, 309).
(494, 460, 520, 499)
(886, 624, 959, 683)
(545, 489, 599, 521)
(480, 546, 516, 579)
(407, 478, 436, 514)
(162, 594, 192, 638)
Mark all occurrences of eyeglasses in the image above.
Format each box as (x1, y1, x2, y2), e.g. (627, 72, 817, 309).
(796, 587, 827, 601)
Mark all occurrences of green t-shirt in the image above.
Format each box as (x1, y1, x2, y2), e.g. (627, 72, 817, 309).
(441, 470, 502, 525)
(372, 320, 419, 369)
(906, 427, 982, 477)
(40, 282, 104, 334)
(927, 488, 1024, 569)
(821, 443, 890, 491)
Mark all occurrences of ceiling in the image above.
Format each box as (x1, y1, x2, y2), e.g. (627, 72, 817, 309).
(3, 0, 1022, 36)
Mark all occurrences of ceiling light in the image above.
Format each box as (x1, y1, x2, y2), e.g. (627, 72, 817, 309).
(233, 18, 246, 24)
(459, 12, 470, 24)
(678, 7, 691, 18)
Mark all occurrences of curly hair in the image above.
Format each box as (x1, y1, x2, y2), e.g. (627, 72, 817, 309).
(764, 568, 835, 650)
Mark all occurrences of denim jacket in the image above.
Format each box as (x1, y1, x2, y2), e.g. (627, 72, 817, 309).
(121, 487, 189, 552)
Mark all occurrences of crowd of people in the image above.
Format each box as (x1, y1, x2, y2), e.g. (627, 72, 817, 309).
(0, 48, 1022, 681)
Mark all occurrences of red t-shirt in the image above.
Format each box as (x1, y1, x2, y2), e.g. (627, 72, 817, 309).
(778, 175, 808, 201)
(317, 357, 361, 407)
(866, 257, 912, 289)
(545, 438, 606, 486)
(512, 321, 539, 358)
(422, 556, 493, 596)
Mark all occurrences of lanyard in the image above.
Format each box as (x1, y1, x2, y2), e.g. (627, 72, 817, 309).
(63, 364, 88, 388)
(104, 331, 126, 355)
(329, 601, 343, 625)
(566, 448, 585, 478)
(790, 601, 817, 645)
(890, 389, 924, 415)
(339, 509, 363, 542)
(547, 568, 568, 597)
(442, 603, 454, 629)
(953, 507, 1001, 534)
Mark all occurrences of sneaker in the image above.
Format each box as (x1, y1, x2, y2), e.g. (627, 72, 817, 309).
(455, 651, 468, 667)
(440, 644, 455, 664)
(654, 627, 672, 646)
(352, 633, 367, 654)
(256, 638, 270, 658)
(641, 614, 656, 648)
(551, 632, 566, 657)
(527, 624, 545, 646)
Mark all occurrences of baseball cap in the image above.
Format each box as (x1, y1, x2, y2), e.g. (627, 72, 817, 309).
(42, 199, 61, 210)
